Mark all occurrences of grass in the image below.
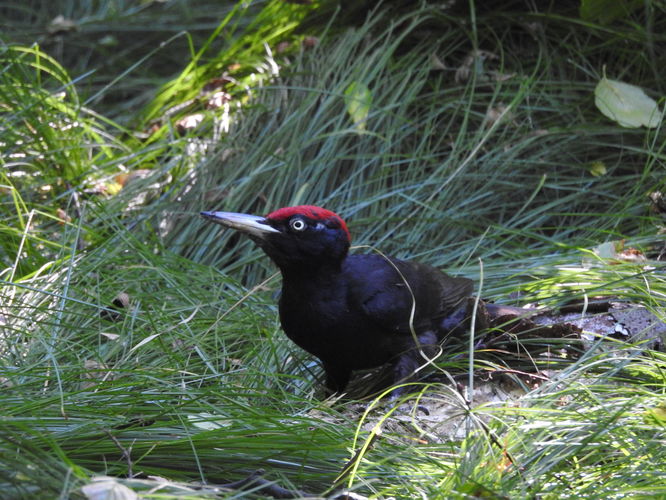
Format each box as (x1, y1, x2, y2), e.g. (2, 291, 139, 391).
(1, 0, 665, 498)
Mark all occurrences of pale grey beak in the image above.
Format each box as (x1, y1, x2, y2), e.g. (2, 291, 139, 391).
(200, 211, 280, 238)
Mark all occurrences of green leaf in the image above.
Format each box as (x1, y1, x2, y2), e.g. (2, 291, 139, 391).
(344, 81, 372, 131)
(594, 77, 663, 128)
(588, 161, 607, 177)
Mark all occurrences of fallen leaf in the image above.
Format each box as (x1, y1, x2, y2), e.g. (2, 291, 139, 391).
(485, 104, 511, 127)
(594, 241, 620, 259)
(594, 77, 663, 128)
(206, 91, 230, 110)
(98, 35, 118, 47)
(48, 15, 77, 35)
(648, 191, 666, 214)
(202, 77, 231, 92)
(105, 181, 123, 196)
(593, 240, 645, 263)
(100, 292, 130, 322)
(616, 247, 645, 262)
(589, 161, 607, 177)
(100, 332, 120, 341)
(81, 478, 137, 500)
(455, 50, 498, 83)
(56, 208, 71, 224)
(302, 36, 318, 49)
(430, 53, 446, 71)
(175, 113, 205, 135)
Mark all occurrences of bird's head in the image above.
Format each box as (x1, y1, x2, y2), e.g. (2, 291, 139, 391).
(201, 205, 351, 271)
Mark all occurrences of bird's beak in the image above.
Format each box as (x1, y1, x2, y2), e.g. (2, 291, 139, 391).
(200, 210, 280, 239)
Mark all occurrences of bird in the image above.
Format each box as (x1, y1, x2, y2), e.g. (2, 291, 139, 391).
(200, 205, 474, 397)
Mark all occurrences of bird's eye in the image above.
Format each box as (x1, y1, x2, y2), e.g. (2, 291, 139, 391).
(290, 218, 307, 231)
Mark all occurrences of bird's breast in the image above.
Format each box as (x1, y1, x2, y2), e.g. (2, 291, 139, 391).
(279, 282, 350, 341)
(278, 278, 406, 369)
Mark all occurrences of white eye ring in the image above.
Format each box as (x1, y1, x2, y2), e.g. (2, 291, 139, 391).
(290, 218, 306, 231)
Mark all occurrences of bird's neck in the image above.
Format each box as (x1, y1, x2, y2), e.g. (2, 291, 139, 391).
(278, 259, 343, 284)
(279, 261, 346, 312)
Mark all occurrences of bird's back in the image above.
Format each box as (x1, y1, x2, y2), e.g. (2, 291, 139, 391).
(344, 254, 473, 335)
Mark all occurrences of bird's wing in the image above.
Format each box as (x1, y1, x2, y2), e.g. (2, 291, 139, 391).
(346, 255, 473, 335)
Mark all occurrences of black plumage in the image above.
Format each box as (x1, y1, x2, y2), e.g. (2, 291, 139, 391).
(201, 205, 473, 395)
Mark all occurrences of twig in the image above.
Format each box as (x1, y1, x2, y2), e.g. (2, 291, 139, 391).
(104, 430, 134, 478)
